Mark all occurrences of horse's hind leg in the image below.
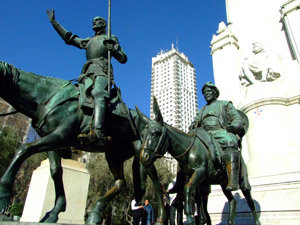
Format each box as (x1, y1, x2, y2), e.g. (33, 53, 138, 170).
(86, 159, 126, 224)
(221, 185, 236, 225)
(40, 150, 67, 223)
(0, 131, 68, 211)
(241, 189, 261, 225)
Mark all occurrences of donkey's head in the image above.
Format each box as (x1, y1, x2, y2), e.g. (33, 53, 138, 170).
(137, 97, 169, 167)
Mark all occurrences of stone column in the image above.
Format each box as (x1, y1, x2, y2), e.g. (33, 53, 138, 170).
(20, 159, 90, 224)
(210, 22, 242, 105)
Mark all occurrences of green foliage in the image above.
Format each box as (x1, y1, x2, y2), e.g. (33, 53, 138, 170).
(0, 125, 22, 176)
(10, 202, 23, 216)
(87, 154, 175, 224)
(0, 125, 47, 212)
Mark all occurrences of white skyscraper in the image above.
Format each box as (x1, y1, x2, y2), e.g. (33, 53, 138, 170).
(150, 44, 198, 174)
(150, 44, 198, 132)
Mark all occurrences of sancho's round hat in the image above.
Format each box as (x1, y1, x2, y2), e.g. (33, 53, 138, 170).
(202, 82, 220, 98)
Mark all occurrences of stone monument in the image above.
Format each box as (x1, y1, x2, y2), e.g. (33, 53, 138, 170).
(209, 0, 300, 224)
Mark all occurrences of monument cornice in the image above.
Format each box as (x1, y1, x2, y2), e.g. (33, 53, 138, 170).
(281, 0, 300, 17)
(239, 95, 300, 113)
(210, 31, 239, 55)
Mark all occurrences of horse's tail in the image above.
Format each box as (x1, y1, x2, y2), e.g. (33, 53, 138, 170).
(0, 61, 20, 84)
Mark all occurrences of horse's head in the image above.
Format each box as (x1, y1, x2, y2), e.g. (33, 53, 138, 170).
(136, 97, 169, 167)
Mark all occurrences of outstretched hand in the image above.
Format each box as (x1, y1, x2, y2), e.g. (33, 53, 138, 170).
(46, 9, 55, 22)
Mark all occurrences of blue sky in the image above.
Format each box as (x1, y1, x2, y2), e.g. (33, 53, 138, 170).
(0, 0, 226, 115)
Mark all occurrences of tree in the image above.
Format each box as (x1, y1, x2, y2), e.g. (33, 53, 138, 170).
(87, 154, 175, 224)
(0, 125, 47, 216)
(0, 125, 22, 176)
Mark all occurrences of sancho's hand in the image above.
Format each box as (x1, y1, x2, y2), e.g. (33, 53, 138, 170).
(46, 9, 55, 22)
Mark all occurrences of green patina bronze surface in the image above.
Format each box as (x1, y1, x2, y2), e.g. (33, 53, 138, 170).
(0, 61, 166, 225)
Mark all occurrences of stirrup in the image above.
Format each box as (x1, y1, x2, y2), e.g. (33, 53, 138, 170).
(77, 129, 111, 145)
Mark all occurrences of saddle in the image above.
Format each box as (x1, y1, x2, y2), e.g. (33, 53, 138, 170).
(34, 81, 134, 133)
(76, 81, 130, 120)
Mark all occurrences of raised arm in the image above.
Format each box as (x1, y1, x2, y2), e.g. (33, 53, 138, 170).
(46, 9, 89, 49)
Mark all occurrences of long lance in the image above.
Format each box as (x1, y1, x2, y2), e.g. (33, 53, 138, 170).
(107, 0, 112, 94)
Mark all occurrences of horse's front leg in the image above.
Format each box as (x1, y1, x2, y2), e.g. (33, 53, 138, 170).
(86, 157, 126, 224)
(221, 185, 236, 225)
(199, 190, 211, 225)
(40, 150, 68, 223)
(145, 164, 166, 225)
(132, 156, 146, 204)
(0, 132, 65, 211)
(184, 167, 205, 225)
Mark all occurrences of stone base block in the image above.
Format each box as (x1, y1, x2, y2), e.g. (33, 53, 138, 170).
(20, 159, 90, 224)
(210, 211, 300, 225)
(208, 172, 300, 225)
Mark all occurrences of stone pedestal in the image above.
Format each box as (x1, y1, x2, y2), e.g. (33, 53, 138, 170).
(208, 171, 300, 225)
(209, 1, 300, 224)
(20, 159, 90, 224)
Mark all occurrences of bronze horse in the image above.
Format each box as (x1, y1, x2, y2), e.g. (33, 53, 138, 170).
(138, 97, 261, 225)
(0, 61, 166, 224)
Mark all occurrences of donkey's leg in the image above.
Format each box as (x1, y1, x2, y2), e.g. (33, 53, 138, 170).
(0, 131, 67, 210)
(221, 185, 236, 225)
(40, 150, 67, 223)
(86, 157, 126, 224)
(241, 189, 261, 225)
(184, 167, 205, 225)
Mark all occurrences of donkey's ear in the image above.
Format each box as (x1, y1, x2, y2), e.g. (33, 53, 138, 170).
(153, 96, 164, 126)
(135, 105, 149, 124)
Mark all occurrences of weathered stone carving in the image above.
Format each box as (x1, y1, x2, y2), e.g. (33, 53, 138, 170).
(239, 42, 281, 86)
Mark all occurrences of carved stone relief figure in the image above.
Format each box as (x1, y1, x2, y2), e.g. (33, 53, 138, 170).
(239, 42, 281, 86)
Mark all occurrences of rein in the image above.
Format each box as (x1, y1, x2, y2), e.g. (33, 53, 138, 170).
(152, 126, 167, 156)
(0, 110, 19, 117)
(173, 129, 197, 159)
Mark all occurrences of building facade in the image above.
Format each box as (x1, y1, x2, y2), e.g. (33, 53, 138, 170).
(150, 44, 198, 132)
(209, 0, 300, 224)
(150, 44, 198, 174)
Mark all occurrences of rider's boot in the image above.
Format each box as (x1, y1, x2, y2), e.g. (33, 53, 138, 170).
(90, 98, 108, 145)
(224, 148, 240, 191)
(78, 98, 109, 145)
